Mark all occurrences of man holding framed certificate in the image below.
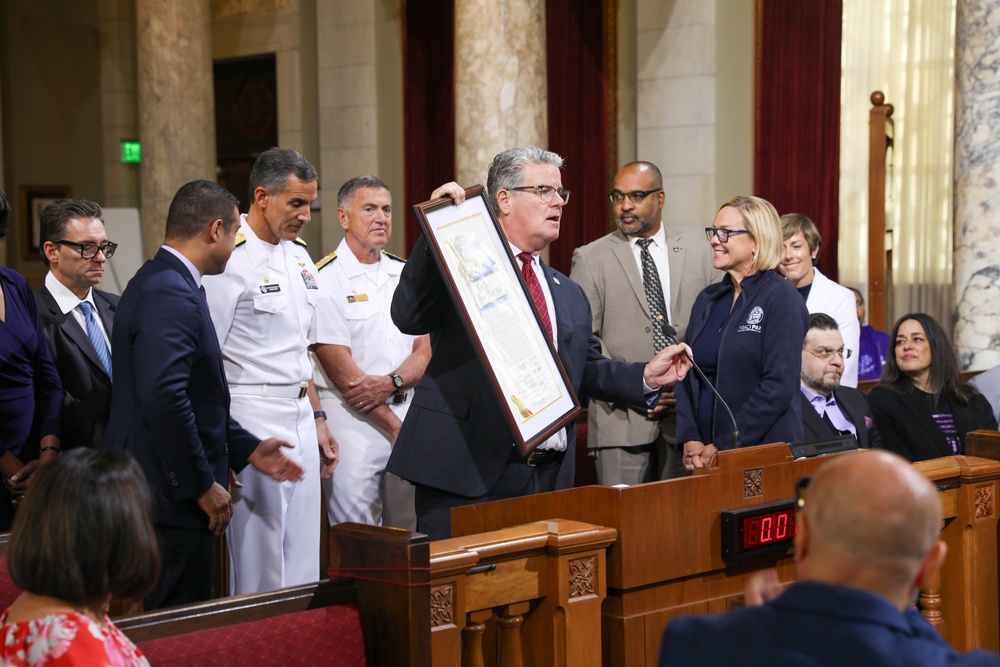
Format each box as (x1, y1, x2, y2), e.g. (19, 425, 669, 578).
(387, 146, 693, 540)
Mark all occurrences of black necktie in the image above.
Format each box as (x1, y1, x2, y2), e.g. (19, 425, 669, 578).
(637, 239, 669, 352)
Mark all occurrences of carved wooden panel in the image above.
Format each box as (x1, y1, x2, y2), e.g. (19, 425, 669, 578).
(744, 468, 763, 498)
(569, 556, 597, 599)
(976, 485, 994, 520)
(430, 583, 454, 627)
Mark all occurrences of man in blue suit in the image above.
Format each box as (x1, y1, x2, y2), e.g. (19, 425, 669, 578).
(387, 146, 693, 540)
(658, 449, 1000, 666)
(105, 180, 304, 609)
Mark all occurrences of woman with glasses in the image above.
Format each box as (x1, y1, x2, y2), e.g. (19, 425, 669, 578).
(0, 188, 63, 530)
(868, 313, 996, 462)
(778, 213, 861, 387)
(675, 196, 809, 472)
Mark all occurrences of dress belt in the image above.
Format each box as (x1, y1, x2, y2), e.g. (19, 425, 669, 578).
(230, 384, 309, 399)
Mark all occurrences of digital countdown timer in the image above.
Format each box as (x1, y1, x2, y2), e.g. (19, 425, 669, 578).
(721, 499, 798, 560)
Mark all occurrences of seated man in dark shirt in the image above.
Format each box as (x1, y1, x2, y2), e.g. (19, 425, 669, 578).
(658, 450, 1000, 667)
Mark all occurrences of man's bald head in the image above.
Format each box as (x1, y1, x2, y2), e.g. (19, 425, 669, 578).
(796, 450, 945, 609)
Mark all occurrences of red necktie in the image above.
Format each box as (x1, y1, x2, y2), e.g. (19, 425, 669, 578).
(517, 252, 553, 340)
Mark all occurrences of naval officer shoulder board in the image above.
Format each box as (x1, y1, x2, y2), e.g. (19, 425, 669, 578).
(316, 252, 337, 271)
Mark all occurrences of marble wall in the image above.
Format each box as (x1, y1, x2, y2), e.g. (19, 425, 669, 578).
(953, 0, 1000, 370)
(99, 0, 139, 210)
(634, 0, 717, 229)
(454, 0, 548, 187)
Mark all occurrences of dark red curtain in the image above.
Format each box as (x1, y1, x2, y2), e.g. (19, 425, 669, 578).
(545, 0, 610, 275)
(403, 1, 610, 269)
(402, 0, 455, 256)
(755, 0, 843, 280)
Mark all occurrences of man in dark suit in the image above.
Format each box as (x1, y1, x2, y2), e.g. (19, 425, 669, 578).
(799, 312, 879, 448)
(105, 180, 304, 609)
(35, 199, 118, 451)
(658, 449, 1000, 666)
(570, 162, 718, 483)
(387, 146, 693, 540)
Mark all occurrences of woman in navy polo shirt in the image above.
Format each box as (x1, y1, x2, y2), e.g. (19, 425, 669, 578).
(675, 196, 810, 471)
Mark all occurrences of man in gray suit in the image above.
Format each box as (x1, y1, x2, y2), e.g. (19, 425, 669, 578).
(571, 162, 717, 483)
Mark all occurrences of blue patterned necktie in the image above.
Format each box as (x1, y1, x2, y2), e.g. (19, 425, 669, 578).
(79, 301, 113, 380)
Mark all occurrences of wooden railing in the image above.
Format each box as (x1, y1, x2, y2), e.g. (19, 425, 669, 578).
(428, 519, 616, 667)
(450, 444, 1000, 665)
(869, 90, 894, 331)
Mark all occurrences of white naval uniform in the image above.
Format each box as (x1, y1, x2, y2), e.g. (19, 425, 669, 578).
(313, 239, 417, 530)
(202, 215, 335, 595)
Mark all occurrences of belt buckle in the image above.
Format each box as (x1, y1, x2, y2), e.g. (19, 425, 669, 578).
(297, 386, 308, 399)
(392, 391, 407, 405)
(525, 451, 540, 467)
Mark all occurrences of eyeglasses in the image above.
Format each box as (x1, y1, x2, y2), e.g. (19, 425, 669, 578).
(705, 228, 750, 243)
(805, 347, 852, 361)
(510, 185, 571, 204)
(55, 240, 118, 259)
(608, 188, 662, 205)
(795, 475, 812, 511)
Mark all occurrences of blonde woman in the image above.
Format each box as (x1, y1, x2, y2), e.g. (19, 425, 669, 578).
(676, 196, 810, 471)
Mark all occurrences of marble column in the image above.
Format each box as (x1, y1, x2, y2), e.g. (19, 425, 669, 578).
(136, 0, 216, 258)
(454, 0, 548, 187)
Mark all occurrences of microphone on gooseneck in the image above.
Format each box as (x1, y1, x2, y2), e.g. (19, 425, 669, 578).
(662, 323, 741, 448)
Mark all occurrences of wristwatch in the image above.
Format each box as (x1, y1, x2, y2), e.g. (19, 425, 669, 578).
(389, 373, 404, 393)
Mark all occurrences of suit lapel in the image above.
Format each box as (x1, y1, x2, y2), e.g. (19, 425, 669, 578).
(834, 388, 869, 448)
(610, 232, 649, 319)
(799, 393, 831, 440)
(94, 292, 115, 337)
(666, 230, 685, 316)
(39, 286, 107, 376)
(540, 261, 575, 371)
(156, 249, 233, 406)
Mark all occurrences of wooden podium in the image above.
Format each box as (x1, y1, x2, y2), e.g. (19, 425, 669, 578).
(450, 443, 1000, 666)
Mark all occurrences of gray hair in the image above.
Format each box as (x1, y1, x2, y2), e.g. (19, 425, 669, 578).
(337, 175, 391, 208)
(486, 146, 564, 215)
(249, 147, 318, 199)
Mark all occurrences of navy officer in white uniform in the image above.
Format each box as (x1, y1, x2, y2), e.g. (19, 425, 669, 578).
(203, 148, 338, 595)
(313, 175, 430, 530)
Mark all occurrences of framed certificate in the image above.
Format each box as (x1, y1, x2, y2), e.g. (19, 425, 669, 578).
(413, 185, 581, 456)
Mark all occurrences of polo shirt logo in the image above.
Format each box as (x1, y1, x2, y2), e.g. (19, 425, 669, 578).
(738, 306, 764, 333)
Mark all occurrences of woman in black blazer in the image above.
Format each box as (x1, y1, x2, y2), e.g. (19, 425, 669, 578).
(868, 313, 996, 462)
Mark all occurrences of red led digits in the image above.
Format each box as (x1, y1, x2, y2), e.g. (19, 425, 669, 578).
(742, 508, 798, 549)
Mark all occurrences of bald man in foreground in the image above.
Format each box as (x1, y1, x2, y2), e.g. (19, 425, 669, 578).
(658, 450, 1000, 666)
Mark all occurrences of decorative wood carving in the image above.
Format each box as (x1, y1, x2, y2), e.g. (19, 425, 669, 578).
(430, 584, 454, 627)
(569, 556, 597, 599)
(744, 468, 763, 498)
(975, 485, 994, 520)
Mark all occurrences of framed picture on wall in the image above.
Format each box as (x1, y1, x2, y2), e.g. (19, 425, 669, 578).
(21, 186, 71, 258)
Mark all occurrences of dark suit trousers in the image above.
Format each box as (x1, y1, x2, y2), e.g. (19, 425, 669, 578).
(146, 524, 214, 610)
(415, 453, 564, 540)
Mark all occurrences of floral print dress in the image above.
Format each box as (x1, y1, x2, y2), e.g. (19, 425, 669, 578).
(0, 610, 149, 666)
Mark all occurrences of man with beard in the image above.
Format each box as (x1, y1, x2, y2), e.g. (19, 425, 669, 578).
(798, 312, 879, 448)
(570, 162, 717, 483)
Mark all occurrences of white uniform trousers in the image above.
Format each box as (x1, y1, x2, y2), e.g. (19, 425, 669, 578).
(227, 394, 321, 595)
(320, 390, 416, 530)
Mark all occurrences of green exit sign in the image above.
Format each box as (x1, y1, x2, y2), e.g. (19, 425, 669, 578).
(121, 140, 141, 163)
